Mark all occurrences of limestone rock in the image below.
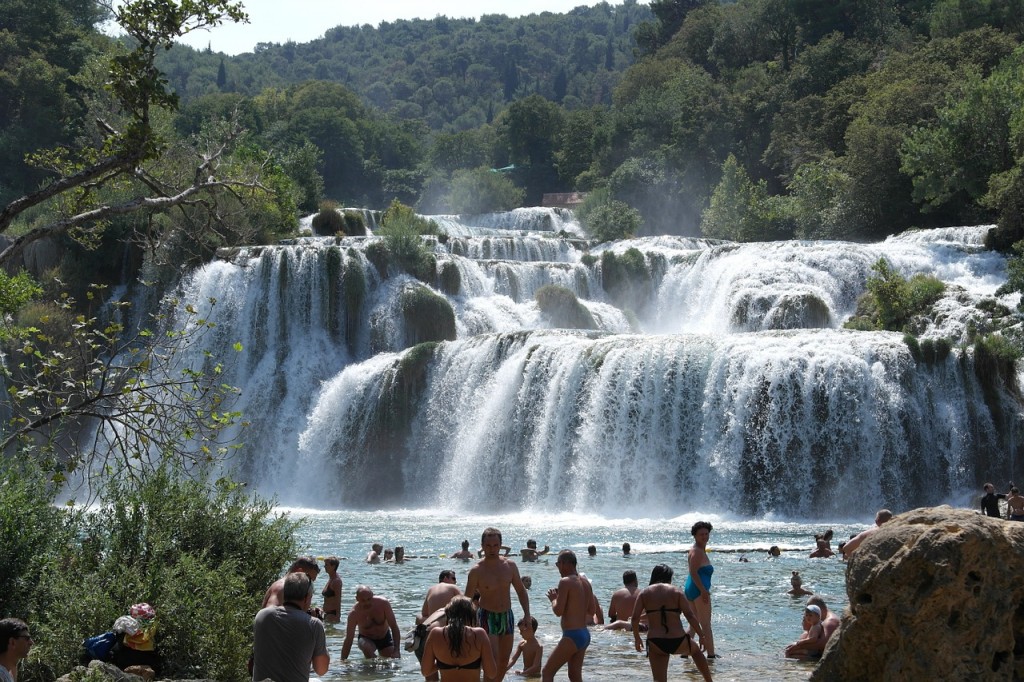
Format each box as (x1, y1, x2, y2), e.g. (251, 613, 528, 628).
(812, 506, 1024, 681)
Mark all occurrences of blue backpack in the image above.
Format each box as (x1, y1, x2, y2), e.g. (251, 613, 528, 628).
(82, 631, 117, 661)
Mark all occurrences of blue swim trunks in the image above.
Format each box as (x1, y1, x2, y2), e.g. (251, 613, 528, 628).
(478, 607, 515, 636)
(563, 627, 591, 650)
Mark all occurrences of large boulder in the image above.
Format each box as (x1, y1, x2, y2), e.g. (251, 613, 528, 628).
(812, 507, 1024, 681)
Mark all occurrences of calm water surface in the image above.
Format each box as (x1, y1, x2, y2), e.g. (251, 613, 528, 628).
(289, 510, 869, 681)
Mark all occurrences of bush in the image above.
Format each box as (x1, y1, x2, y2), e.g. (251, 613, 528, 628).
(343, 210, 368, 236)
(535, 285, 597, 330)
(399, 283, 457, 346)
(378, 200, 441, 282)
(311, 201, 344, 236)
(577, 188, 641, 242)
(845, 258, 946, 332)
(5, 459, 299, 682)
(445, 167, 525, 214)
(600, 248, 651, 312)
(439, 260, 461, 295)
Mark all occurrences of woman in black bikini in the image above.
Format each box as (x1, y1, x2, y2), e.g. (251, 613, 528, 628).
(421, 596, 497, 681)
(630, 564, 713, 682)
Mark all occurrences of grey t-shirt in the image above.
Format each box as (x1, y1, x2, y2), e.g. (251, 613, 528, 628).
(253, 604, 328, 682)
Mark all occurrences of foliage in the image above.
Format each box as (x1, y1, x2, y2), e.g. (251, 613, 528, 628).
(600, 248, 651, 313)
(535, 285, 597, 330)
(996, 240, 1024, 308)
(2, 457, 298, 682)
(0, 269, 43, 339)
(701, 155, 794, 241)
(399, 284, 456, 346)
(443, 168, 525, 214)
(576, 188, 641, 242)
(375, 200, 439, 281)
(311, 201, 343, 236)
(1, 285, 244, 500)
(845, 258, 947, 332)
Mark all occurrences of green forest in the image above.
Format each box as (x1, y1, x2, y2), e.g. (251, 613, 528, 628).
(3, 1, 1024, 679)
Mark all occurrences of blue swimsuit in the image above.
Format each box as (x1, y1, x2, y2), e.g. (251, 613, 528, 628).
(563, 627, 591, 650)
(684, 564, 714, 601)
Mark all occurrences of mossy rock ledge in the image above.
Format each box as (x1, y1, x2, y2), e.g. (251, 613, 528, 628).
(812, 507, 1024, 681)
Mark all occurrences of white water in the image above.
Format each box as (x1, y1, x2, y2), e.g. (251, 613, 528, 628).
(161, 213, 1020, 518)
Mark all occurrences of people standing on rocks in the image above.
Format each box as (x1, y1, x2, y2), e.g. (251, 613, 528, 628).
(783, 604, 825, 660)
(606, 570, 644, 631)
(841, 509, 893, 559)
(464, 527, 531, 682)
(685, 521, 716, 658)
(519, 540, 550, 562)
(981, 482, 1011, 517)
(322, 556, 343, 624)
(252, 572, 330, 682)
(0, 618, 33, 682)
(631, 564, 712, 682)
(341, 585, 401, 660)
(1007, 488, 1024, 521)
(421, 595, 497, 681)
(809, 529, 834, 558)
(541, 550, 592, 682)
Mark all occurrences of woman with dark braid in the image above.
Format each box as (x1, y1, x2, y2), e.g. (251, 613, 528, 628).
(421, 596, 497, 681)
(631, 564, 712, 682)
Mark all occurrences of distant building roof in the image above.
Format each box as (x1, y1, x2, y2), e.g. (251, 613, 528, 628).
(542, 192, 586, 208)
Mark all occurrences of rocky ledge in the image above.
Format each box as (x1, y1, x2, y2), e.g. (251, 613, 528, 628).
(813, 506, 1024, 681)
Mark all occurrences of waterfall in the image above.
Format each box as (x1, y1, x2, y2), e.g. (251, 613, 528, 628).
(158, 213, 1020, 517)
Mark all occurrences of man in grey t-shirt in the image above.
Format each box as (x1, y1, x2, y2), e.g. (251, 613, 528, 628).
(253, 572, 330, 682)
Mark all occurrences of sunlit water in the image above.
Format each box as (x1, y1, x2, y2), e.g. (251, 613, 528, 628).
(290, 510, 872, 681)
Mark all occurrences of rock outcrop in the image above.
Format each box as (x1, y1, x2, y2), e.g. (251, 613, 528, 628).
(812, 506, 1024, 681)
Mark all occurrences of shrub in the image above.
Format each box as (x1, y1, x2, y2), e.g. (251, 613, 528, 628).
(343, 210, 368, 236)
(445, 167, 525, 214)
(845, 259, 946, 332)
(577, 188, 641, 242)
(8, 460, 299, 682)
(399, 283, 457, 346)
(439, 260, 461, 295)
(601, 248, 651, 312)
(535, 285, 597, 330)
(378, 200, 441, 282)
(311, 201, 343, 236)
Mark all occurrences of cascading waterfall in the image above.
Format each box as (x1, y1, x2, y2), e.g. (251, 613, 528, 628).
(159, 211, 1021, 517)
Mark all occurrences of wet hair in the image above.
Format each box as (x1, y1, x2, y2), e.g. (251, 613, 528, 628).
(372, 543, 383, 553)
(439, 570, 456, 583)
(587, 544, 597, 556)
(650, 564, 674, 585)
(557, 549, 577, 566)
(283, 572, 313, 603)
(0, 618, 29, 654)
(875, 509, 893, 524)
(482, 527, 503, 545)
(517, 616, 538, 632)
(289, 556, 320, 574)
(325, 556, 339, 570)
(623, 570, 638, 586)
(823, 529, 834, 541)
(444, 596, 476, 657)
(461, 539, 470, 550)
(622, 542, 631, 554)
(527, 539, 537, 549)
(691, 521, 713, 536)
(806, 595, 828, 613)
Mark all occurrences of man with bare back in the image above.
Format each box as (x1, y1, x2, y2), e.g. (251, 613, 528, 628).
(340, 586, 401, 660)
(542, 550, 592, 682)
(465, 527, 531, 682)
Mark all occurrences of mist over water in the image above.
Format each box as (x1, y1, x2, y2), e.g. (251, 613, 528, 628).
(167, 213, 1021, 519)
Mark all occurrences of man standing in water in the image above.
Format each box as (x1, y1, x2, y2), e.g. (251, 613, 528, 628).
(465, 527, 531, 682)
(542, 550, 592, 682)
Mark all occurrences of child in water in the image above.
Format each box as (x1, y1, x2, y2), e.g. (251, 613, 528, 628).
(506, 616, 542, 677)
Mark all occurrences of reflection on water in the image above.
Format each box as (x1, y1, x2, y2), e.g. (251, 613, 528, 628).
(290, 510, 868, 681)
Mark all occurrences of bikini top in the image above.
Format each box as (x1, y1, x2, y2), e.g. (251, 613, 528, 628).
(322, 587, 336, 598)
(436, 657, 482, 670)
(646, 605, 681, 629)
